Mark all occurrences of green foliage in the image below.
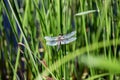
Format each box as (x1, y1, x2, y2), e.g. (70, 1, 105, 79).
(1, 0, 120, 80)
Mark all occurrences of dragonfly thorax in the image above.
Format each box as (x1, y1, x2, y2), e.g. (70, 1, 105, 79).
(57, 35, 64, 41)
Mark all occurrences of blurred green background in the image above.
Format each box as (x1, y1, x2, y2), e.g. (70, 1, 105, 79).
(0, 0, 120, 80)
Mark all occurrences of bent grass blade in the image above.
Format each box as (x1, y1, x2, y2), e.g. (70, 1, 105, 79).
(75, 9, 100, 16)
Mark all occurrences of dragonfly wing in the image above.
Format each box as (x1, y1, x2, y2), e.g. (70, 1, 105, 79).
(61, 37, 76, 44)
(46, 41, 58, 46)
(44, 36, 58, 41)
(63, 31, 76, 39)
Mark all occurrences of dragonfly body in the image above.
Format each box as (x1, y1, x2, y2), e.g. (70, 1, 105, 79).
(44, 31, 76, 50)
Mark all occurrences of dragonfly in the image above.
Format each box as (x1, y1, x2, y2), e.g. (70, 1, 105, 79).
(44, 31, 76, 51)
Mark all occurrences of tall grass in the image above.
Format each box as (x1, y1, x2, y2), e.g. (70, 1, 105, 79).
(1, 0, 120, 80)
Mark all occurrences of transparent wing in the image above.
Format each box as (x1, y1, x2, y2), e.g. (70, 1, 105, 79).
(44, 36, 58, 41)
(46, 41, 58, 46)
(61, 37, 76, 44)
(63, 31, 76, 39)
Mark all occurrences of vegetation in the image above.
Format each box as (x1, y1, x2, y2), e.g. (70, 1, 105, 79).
(0, 0, 120, 80)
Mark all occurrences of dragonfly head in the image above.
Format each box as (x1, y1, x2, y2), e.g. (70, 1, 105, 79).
(58, 34, 64, 40)
(59, 33, 63, 36)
